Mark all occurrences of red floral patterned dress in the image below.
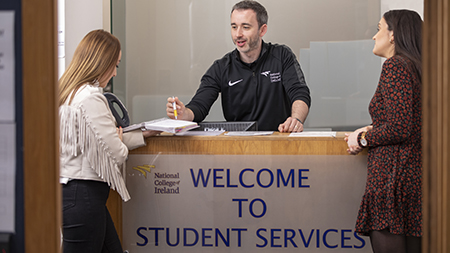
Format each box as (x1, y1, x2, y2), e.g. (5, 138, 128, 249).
(355, 55, 422, 237)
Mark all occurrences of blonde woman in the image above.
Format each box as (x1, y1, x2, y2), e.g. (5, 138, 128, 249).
(59, 29, 157, 252)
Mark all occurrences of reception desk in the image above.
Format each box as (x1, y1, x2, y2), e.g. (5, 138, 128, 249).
(107, 132, 370, 252)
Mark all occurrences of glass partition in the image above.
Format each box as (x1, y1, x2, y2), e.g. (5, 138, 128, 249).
(111, 0, 381, 130)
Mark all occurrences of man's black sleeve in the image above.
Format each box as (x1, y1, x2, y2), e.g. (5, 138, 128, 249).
(185, 61, 222, 122)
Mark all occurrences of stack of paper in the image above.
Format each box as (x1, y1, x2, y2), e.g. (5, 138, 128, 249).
(224, 131, 274, 136)
(123, 118, 199, 134)
(289, 131, 337, 137)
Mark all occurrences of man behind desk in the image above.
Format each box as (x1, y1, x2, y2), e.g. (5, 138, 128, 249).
(166, 0, 311, 132)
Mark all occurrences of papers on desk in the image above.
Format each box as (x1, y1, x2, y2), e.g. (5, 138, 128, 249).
(123, 118, 199, 134)
(176, 130, 226, 136)
(225, 131, 274, 136)
(289, 131, 337, 137)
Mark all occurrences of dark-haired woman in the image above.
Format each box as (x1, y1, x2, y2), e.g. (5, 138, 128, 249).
(345, 10, 423, 253)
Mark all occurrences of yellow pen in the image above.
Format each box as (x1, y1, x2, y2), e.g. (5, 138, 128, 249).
(172, 96, 178, 119)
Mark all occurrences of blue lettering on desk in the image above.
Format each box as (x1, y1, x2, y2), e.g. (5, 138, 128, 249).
(190, 168, 310, 188)
(136, 227, 248, 247)
(135, 227, 366, 249)
(154, 172, 180, 178)
(255, 228, 366, 249)
(232, 198, 267, 218)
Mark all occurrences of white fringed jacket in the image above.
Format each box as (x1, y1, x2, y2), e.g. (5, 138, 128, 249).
(59, 84, 145, 201)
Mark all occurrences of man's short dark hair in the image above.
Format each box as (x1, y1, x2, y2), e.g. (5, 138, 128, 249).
(231, 0, 268, 28)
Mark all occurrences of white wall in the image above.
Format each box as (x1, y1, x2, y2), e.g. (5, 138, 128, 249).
(381, 0, 423, 18)
(61, 0, 423, 74)
(62, 0, 424, 128)
(61, 0, 110, 75)
(120, 0, 382, 125)
(62, 0, 423, 72)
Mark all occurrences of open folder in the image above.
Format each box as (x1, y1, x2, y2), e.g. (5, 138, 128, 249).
(123, 118, 199, 134)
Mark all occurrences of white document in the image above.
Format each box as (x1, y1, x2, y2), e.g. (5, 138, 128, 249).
(224, 131, 274, 136)
(289, 131, 337, 137)
(0, 11, 15, 122)
(123, 118, 199, 134)
(176, 130, 225, 136)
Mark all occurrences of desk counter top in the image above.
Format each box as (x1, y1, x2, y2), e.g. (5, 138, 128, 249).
(130, 132, 359, 156)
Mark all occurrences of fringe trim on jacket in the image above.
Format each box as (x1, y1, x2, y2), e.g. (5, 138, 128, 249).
(59, 104, 131, 201)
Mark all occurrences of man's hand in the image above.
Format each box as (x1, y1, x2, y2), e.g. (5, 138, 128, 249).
(279, 100, 309, 133)
(166, 97, 195, 121)
(278, 117, 304, 133)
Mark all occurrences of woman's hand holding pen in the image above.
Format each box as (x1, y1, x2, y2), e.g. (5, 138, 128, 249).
(166, 97, 195, 121)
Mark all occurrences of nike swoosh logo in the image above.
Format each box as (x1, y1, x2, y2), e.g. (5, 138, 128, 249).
(228, 79, 243, 86)
(261, 71, 270, 77)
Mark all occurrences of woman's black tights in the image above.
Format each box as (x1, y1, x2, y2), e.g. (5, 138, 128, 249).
(369, 229, 421, 253)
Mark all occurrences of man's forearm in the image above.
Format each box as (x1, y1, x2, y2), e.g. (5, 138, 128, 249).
(182, 107, 195, 121)
(291, 100, 309, 123)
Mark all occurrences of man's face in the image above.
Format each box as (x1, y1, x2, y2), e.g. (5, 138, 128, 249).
(230, 9, 265, 56)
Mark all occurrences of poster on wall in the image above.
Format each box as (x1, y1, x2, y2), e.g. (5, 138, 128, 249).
(0, 11, 15, 122)
(123, 154, 371, 252)
(0, 124, 15, 233)
(0, 11, 16, 234)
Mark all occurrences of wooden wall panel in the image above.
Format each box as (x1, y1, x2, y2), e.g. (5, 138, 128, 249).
(422, 0, 450, 252)
(107, 191, 123, 241)
(22, 0, 60, 252)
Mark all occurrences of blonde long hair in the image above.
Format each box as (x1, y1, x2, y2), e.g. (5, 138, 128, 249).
(58, 29, 121, 106)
